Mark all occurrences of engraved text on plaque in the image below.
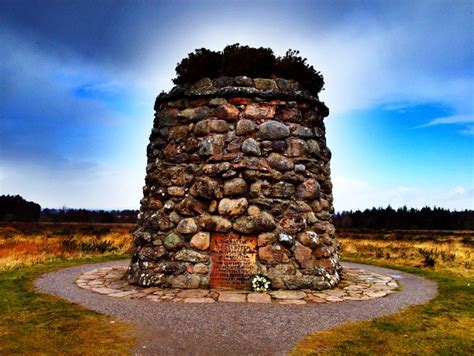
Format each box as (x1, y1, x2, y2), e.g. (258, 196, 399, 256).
(210, 233, 257, 289)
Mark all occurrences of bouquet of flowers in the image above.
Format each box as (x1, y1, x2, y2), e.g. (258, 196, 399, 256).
(251, 275, 272, 292)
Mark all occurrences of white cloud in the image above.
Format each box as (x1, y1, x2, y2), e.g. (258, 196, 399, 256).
(416, 114, 474, 128)
(0, 160, 145, 209)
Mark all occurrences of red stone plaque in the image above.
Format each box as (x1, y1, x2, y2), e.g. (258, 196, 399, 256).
(210, 233, 257, 289)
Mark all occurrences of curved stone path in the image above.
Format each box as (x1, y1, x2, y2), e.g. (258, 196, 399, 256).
(74, 263, 399, 304)
(35, 261, 437, 355)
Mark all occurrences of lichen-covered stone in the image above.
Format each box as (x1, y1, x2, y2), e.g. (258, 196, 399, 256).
(164, 232, 184, 250)
(208, 119, 229, 133)
(175, 196, 207, 216)
(218, 198, 249, 216)
(249, 180, 271, 197)
(298, 231, 320, 247)
(190, 232, 210, 251)
(232, 215, 256, 233)
(276, 107, 302, 123)
(244, 104, 276, 120)
(315, 246, 333, 258)
(242, 138, 261, 156)
(167, 186, 185, 197)
(198, 214, 232, 232)
(194, 120, 210, 136)
(151, 212, 175, 231)
(258, 232, 276, 246)
(286, 138, 308, 157)
(307, 139, 321, 155)
(169, 125, 191, 140)
(289, 123, 314, 138)
(256, 212, 277, 232)
(247, 205, 261, 216)
(258, 120, 290, 139)
(279, 214, 306, 235)
(213, 104, 239, 121)
(296, 179, 320, 200)
(234, 76, 254, 87)
(176, 218, 198, 234)
(267, 152, 294, 171)
(138, 246, 166, 261)
(193, 263, 209, 274)
(223, 178, 248, 196)
(174, 249, 209, 263)
(271, 182, 295, 198)
(208, 97, 227, 106)
(294, 244, 314, 269)
(202, 162, 231, 175)
(258, 244, 290, 263)
(254, 78, 278, 91)
(179, 106, 211, 122)
(235, 119, 257, 135)
(190, 177, 220, 199)
(198, 135, 225, 156)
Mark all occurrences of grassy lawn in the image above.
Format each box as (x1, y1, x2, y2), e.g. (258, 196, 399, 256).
(0, 255, 136, 355)
(292, 238, 474, 355)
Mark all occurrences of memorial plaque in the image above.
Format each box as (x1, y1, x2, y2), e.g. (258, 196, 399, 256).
(210, 233, 257, 289)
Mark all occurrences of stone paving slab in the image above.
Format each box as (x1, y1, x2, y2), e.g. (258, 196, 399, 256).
(75, 265, 399, 305)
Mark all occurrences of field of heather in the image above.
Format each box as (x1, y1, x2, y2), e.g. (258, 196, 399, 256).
(0, 222, 133, 270)
(338, 229, 473, 277)
(1, 223, 472, 275)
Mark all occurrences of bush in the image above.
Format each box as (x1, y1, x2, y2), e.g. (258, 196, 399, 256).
(79, 240, 117, 254)
(172, 44, 325, 95)
(419, 248, 436, 267)
(174, 48, 222, 85)
(222, 44, 275, 78)
(274, 49, 324, 95)
(61, 235, 77, 251)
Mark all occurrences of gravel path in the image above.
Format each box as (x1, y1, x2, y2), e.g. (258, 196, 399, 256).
(35, 261, 437, 355)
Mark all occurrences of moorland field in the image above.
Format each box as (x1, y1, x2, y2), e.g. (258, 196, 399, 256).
(0, 222, 472, 354)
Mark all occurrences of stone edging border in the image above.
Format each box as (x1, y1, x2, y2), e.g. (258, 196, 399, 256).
(76, 265, 399, 305)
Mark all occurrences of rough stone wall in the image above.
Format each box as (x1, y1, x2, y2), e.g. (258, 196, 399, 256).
(128, 76, 341, 290)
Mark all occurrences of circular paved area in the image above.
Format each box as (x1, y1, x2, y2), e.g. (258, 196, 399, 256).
(75, 262, 399, 304)
(35, 260, 437, 355)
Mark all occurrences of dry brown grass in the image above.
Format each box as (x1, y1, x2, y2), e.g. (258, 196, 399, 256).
(0, 222, 133, 271)
(337, 229, 473, 277)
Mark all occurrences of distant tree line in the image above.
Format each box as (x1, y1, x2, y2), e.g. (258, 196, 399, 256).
(2, 195, 473, 229)
(333, 206, 474, 230)
(40, 208, 138, 223)
(0, 195, 41, 222)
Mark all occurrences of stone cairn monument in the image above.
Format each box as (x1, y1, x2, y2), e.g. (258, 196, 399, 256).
(128, 48, 341, 290)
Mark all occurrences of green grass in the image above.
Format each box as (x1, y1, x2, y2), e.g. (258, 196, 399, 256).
(291, 257, 474, 355)
(0, 255, 135, 355)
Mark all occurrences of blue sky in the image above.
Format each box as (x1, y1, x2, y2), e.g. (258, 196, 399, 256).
(0, 0, 472, 210)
